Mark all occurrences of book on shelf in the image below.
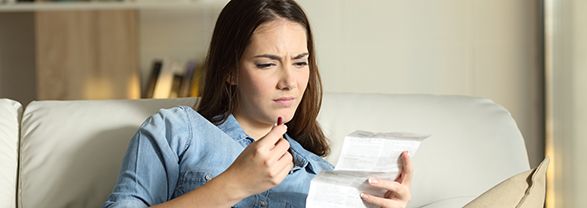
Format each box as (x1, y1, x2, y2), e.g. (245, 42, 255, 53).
(169, 73, 183, 98)
(143, 58, 202, 99)
(142, 59, 162, 98)
(36, 0, 126, 2)
(152, 60, 180, 99)
(179, 60, 197, 98)
(0, 0, 130, 4)
(187, 60, 203, 97)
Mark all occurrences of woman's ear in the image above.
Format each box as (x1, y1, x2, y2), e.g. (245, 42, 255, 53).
(227, 73, 238, 85)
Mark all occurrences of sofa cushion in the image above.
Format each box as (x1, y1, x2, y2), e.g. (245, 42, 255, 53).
(317, 93, 530, 208)
(0, 99, 21, 208)
(18, 98, 197, 208)
(418, 196, 477, 208)
(464, 157, 549, 208)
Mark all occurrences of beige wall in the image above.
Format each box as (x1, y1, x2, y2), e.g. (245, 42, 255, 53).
(299, 0, 544, 167)
(139, 0, 544, 167)
(548, 0, 587, 207)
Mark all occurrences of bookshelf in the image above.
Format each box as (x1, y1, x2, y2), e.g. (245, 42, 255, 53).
(0, 1, 223, 101)
(0, 1, 209, 12)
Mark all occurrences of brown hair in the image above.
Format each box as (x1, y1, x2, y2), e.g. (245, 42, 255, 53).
(196, 0, 329, 156)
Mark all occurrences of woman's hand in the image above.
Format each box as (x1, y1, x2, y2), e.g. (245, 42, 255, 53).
(220, 121, 294, 199)
(360, 151, 413, 208)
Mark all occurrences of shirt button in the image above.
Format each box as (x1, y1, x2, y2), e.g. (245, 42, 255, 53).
(204, 175, 211, 180)
(259, 201, 267, 207)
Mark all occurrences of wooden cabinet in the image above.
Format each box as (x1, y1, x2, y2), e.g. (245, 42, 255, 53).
(35, 10, 140, 100)
(0, 1, 214, 101)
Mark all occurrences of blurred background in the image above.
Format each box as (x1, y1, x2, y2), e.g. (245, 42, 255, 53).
(0, 0, 584, 207)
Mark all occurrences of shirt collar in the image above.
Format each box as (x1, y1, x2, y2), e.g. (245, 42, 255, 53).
(284, 134, 320, 174)
(216, 114, 318, 174)
(216, 114, 251, 144)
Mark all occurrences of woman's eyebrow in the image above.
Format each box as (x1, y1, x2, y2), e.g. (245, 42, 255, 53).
(254, 54, 281, 60)
(253, 52, 309, 60)
(292, 52, 309, 59)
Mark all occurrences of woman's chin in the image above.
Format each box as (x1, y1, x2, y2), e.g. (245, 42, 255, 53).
(270, 112, 294, 123)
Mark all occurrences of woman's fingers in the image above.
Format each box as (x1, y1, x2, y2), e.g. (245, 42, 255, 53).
(264, 152, 293, 185)
(277, 153, 294, 175)
(360, 193, 404, 208)
(397, 151, 413, 186)
(276, 151, 294, 171)
(361, 178, 411, 208)
(272, 138, 291, 155)
(367, 178, 411, 201)
(361, 151, 413, 208)
(256, 123, 287, 148)
(266, 138, 291, 164)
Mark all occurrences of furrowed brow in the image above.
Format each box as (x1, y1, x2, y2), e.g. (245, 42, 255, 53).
(254, 54, 281, 61)
(292, 53, 309, 60)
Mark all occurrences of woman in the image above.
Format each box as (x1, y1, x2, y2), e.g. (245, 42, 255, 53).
(104, 0, 412, 207)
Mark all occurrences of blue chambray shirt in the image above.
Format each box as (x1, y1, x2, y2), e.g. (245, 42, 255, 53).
(104, 106, 334, 208)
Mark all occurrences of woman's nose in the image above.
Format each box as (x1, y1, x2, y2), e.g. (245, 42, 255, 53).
(277, 65, 295, 90)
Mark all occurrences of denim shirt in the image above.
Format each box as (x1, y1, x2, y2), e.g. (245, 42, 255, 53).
(104, 106, 334, 208)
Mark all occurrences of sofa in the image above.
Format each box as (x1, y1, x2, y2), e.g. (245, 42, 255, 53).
(0, 92, 531, 208)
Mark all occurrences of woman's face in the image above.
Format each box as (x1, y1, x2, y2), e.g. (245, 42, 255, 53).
(234, 19, 310, 127)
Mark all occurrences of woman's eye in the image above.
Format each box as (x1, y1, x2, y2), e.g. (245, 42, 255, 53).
(294, 62, 308, 67)
(255, 63, 275, 69)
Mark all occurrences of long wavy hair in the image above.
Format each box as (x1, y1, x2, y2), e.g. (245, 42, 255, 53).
(196, 0, 329, 156)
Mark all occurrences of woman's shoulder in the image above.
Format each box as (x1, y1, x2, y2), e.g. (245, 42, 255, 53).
(144, 106, 215, 130)
(139, 106, 205, 141)
(146, 105, 221, 136)
(138, 106, 227, 157)
(149, 106, 204, 123)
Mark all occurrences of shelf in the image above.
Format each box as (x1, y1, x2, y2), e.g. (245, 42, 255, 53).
(0, 1, 209, 12)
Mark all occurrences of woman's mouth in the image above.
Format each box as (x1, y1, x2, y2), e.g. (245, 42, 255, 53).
(273, 97, 295, 107)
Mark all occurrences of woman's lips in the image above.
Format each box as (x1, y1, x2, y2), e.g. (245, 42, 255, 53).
(273, 97, 295, 107)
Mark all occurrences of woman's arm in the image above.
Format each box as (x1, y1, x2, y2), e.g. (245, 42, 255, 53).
(103, 108, 192, 207)
(152, 123, 293, 207)
(150, 173, 246, 207)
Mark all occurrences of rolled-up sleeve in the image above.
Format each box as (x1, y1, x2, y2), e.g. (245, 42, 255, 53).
(103, 107, 191, 208)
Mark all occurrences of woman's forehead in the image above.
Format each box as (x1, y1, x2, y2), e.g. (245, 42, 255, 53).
(247, 19, 308, 54)
(254, 19, 305, 34)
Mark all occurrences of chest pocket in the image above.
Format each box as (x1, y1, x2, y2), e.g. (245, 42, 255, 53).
(173, 170, 213, 198)
(268, 200, 293, 208)
(231, 199, 292, 208)
(173, 172, 296, 208)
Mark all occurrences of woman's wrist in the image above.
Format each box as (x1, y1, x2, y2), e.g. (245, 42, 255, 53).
(205, 169, 251, 205)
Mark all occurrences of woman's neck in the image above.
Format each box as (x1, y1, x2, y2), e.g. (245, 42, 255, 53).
(233, 114, 273, 140)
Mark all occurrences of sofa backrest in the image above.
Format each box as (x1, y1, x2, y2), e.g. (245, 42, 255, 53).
(0, 99, 21, 208)
(318, 93, 530, 207)
(18, 98, 197, 208)
(15, 93, 530, 208)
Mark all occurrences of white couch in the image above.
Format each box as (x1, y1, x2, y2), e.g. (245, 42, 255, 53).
(0, 92, 530, 208)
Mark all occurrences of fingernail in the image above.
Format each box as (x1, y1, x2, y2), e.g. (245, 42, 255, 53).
(368, 178, 378, 184)
(360, 193, 366, 198)
(277, 117, 283, 125)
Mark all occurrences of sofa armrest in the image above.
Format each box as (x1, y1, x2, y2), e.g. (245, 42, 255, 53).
(0, 99, 22, 208)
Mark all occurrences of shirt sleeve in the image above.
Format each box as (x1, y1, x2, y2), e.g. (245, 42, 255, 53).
(103, 107, 192, 208)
